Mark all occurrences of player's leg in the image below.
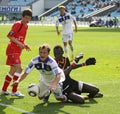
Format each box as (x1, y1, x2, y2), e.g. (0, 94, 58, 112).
(63, 42, 68, 57)
(11, 64, 23, 95)
(53, 84, 67, 102)
(38, 81, 50, 100)
(68, 92, 85, 104)
(1, 66, 15, 95)
(68, 33, 74, 60)
(62, 34, 69, 57)
(10, 54, 24, 96)
(11, 64, 24, 97)
(82, 83, 103, 98)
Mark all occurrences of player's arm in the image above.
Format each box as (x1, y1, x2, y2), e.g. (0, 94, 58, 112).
(56, 20, 60, 35)
(11, 73, 28, 86)
(8, 36, 24, 48)
(73, 20, 77, 32)
(64, 58, 96, 76)
(71, 57, 96, 69)
(71, 14, 77, 32)
(8, 35, 31, 51)
(56, 26, 60, 35)
(7, 23, 31, 50)
(49, 73, 61, 91)
(12, 61, 35, 86)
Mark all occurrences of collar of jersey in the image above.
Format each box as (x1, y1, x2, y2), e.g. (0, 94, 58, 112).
(60, 12, 66, 17)
(38, 56, 50, 63)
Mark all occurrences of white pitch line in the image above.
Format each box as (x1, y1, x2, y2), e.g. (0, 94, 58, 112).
(0, 103, 35, 114)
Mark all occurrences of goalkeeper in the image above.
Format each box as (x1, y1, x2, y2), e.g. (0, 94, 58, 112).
(44, 45, 103, 103)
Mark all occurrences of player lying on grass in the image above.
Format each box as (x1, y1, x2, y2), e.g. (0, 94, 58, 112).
(43, 45, 103, 103)
(12, 44, 67, 102)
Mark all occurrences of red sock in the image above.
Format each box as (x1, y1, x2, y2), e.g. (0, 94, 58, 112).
(2, 73, 12, 91)
(12, 72, 20, 92)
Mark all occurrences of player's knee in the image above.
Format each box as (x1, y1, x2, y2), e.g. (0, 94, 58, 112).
(56, 95, 67, 102)
(68, 92, 85, 104)
(15, 66, 23, 73)
(19, 67, 23, 73)
(18, 67, 23, 73)
(38, 96, 44, 100)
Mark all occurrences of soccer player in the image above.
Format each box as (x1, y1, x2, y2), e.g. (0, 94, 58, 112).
(0, 9, 32, 97)
(56, 5, 77, 59)
(55, 45, 103, 103)
(11, 44, 67, 102)
(44, 45, 103, 103)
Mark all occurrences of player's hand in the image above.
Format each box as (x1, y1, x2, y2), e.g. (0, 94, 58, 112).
(85, 57, 96, 65)
(18, 43, 25, 49)
(57, 31, 60, 35)
(74, 28, 77, 32)
(11, 80, 19, 86)
(49, 84, 56, 91)
(24, 44, 31, 51)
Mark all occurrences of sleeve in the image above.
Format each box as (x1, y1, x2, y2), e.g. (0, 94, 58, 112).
(7, 22, 21, 37)
(69, 13, 76, 21)
(24, 60, 35, 74)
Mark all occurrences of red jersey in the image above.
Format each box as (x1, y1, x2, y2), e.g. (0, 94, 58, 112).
(6, 20, 28, 55)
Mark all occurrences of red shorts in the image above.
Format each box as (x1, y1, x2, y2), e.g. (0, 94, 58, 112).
(6, 53, 21, 66)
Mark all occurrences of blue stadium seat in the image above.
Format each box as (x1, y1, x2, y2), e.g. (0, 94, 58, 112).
(49, 0, 120, 17)
(9, 0, 35, 6)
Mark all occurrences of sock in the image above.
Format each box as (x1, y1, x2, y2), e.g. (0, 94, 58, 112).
(12, 72, 20, 93)
(69, 44, 74, 55)
(64, 46, 69, 57)
(2, 73, 12, 91)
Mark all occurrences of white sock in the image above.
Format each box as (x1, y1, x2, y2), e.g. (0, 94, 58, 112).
(64, 46, 69, 57)
(69, 44, 74, 55)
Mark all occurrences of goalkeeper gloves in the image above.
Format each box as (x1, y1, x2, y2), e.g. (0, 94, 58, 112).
(85, 57, 96, 65)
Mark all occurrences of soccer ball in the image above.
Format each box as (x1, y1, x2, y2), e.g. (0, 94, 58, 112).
(27, 84, 39, 97)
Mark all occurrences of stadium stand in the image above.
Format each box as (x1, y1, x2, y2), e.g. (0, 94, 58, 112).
(48, 0, 119, 17)
(0, 0, 9, 6)
(0, 0, 120, 27)
(8, 0, 36, 6)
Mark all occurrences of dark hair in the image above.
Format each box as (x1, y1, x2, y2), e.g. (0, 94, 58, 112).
(22, 9, 32, 17)
(39, 44, 50, 53)
(53, 45, 64, 54)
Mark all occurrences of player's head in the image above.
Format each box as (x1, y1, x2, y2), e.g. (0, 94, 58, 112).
(22, 9, 32, 24)
(39, 44, 50, 61)
(53, 45, 64, 60)
(58, 6, 67, 14)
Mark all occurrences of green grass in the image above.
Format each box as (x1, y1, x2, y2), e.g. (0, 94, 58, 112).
(0, 25, 120, 114)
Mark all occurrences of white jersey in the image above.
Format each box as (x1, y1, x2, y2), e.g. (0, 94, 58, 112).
(25, 55, 65, 84)
(56, 12, 76, 35)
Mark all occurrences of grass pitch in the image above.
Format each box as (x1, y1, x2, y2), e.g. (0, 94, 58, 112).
(0, 25, 120, 114)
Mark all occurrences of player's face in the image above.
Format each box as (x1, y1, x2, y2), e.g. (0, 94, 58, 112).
(54, 49, 63, 60)
(59, 8, 65, 15)
(39, 48, 49, 61)
(22, 16, 31, 24)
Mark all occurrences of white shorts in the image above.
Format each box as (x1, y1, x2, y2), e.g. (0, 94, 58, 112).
(38, 71, 65, 99)
(62, 33, 73, 42)
(38, 81, 64, 99)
